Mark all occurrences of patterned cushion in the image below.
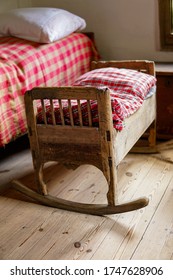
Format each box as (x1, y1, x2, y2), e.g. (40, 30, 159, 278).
(73, 67, 156, 130)
(73, 67, 156, 100)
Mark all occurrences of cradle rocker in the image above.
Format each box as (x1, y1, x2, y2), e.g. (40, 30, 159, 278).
(12, 60, 156, 215)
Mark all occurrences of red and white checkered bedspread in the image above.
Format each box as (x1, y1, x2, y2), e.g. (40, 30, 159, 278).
(0, 33, 97, 147)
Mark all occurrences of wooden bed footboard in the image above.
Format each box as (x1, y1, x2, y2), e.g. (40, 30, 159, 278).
(12, 60, 156, 215)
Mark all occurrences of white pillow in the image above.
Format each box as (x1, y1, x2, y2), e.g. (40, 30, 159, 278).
(0, 7, 86, 43)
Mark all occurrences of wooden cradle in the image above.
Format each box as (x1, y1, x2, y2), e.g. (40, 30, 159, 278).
(12, 60, 156, 216)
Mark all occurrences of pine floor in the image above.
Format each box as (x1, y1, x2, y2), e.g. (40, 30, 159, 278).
(0, 135, 173, 260)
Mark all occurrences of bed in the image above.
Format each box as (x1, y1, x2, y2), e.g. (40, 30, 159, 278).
(0, 7, 98, 147)
(12, 60, 157, 216)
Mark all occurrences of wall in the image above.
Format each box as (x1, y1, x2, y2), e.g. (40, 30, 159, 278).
(1, 0, 173, 62)
(30, 0, 173, 62)
(0, 0, 18, 12)
(0, 0, 32, 12)
(17, 0, 32, 8)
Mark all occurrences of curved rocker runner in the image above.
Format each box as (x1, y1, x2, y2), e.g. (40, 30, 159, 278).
(12, 180, 149, 216)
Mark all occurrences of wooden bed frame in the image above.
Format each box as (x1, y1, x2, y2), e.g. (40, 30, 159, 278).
(12, 60, 156, 216)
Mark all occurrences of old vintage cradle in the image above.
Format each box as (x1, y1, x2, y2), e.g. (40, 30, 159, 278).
(12, 60, 156, 215)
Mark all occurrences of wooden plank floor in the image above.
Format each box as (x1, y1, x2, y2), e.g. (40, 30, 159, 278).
(0, 136, 173, 260)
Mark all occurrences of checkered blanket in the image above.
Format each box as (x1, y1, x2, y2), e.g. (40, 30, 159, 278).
(37, 67, 156, 130)
(0, 33, 97, 146)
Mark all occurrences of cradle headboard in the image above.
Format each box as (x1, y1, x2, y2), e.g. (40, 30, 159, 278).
(91, 60, 155, 76)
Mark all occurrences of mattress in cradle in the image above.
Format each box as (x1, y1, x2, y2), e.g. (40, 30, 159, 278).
(36, 67, 157, 131)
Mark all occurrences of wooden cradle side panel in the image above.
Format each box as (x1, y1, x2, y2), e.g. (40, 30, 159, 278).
(114, 93, 156, 165)
(24, 87, 115, 179)
(36, 125, 102, 167)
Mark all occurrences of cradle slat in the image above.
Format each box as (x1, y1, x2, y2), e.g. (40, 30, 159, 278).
(87, 100, 92, 127)
(58, 99, 65, 126)
(50, 99, 56, 125)
(68, 99, 74, 126)
(41, 99, 47, 125)
(77, 100, 83, 126)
